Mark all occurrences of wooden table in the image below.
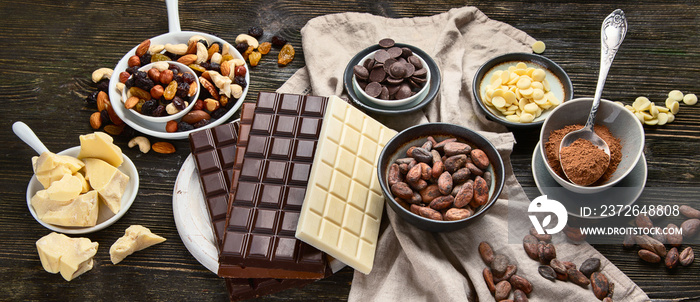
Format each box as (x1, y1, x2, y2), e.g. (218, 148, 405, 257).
(1, 0, 698, 300)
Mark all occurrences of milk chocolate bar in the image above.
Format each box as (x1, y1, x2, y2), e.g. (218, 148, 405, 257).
(218, 92, 329, 279)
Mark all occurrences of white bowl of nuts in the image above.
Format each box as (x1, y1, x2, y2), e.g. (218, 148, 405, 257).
(121, 61, 199, 123)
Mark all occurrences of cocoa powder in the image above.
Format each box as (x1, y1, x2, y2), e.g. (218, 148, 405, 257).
(560, 138, 610, 185)
(545, 124, 622, 185)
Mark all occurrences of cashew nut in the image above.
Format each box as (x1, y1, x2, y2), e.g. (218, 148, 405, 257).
(188, 35, 209, 47)
(210, 52, 222, 65)
(230, 84, 243, 99)
(151, 61, 169, 72)
(149, 44, 165, 55)
(231, 59, 246, 67)
(195, 42, 208, 64)
(116, 82, 125, 93)
(92, 68, 113, 83)
(235, 34, 259, 49)
(221, 42, 231, 55)
(128, 136, 151, 153)
(164, 43, 188, 55)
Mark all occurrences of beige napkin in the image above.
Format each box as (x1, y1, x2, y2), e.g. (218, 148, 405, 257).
(278, 6, 649, 301)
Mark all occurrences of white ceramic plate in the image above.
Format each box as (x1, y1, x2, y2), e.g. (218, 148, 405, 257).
(532, 142, 647, 219)
(26, 146, 139, 234)
(108, 30, 250, 140)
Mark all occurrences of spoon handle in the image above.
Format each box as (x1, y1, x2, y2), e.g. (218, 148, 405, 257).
(12, 121, 49, 155)
(586, 9, 627, 130)
(165, 0, 181, 33)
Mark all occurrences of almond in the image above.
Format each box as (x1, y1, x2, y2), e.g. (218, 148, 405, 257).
(89, 112, 102, 129)
(177, 54, 198, 65)
(97, 91, 109, 112)
(186, 40, 198, 54)
(220, 60, 231, 79)
(124, 96, 140, 109)
(182, 109, 211, 124)
(136, 39, 151, 57)
(152, 142, 176, 154)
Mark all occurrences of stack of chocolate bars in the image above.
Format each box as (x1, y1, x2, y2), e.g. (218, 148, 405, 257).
(188, 92, 396, 301)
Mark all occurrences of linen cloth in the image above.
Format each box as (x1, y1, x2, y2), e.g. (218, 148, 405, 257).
(278, 6, 650, 301)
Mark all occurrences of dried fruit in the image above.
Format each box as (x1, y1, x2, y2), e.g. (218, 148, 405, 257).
(103, 124, 124, 136)
(278, 44, 295, 65)
(163, 81, 177, 101)
(248, 26, 263, 38)
(152, 142, 176, 154)
(271, 35, 287, 48)
(258, 42, 271, 54)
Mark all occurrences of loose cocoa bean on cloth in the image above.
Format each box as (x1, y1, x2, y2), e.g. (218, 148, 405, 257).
(278, 6, 649, 302)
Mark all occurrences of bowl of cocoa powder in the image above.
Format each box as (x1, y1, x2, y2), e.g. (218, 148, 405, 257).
(539, 98, 645, 194)
(377, 123, 505, 232)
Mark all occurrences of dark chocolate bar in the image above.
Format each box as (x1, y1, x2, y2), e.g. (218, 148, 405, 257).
(225, 277, 314, 302)
(188, 121, 240, 246)
(218, 93, 329, 279)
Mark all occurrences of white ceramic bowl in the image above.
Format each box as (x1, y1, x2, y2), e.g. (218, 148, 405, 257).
(539, 98, 645, 194)
(352, 50, 431, 108)
(108, 31, 249, 140)
(122, 61, 199, 123)
(26, 146, 139, 234)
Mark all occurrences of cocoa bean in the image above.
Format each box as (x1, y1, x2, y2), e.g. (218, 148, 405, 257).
(412, 147, 433, 163)
(471, 149, 490, 169)
(419, 162, 432, 180)
(426, 136, 437, 146)
(437, 171, 453, 195)
(602, 297, 613, 302)
(494, 281, 511, 301)
(444, 142, 472, 156)
(407, 160, 417, 172)
(666, 223, 683, 247)
(567, 268, 590, 287)
(635, 214, 653, 229)
(429, 195, 454, 211)
(665, 247, 679, 269)
(635, 235, 666, 257)
(395, 157, 414, 165)
(680, 205, 700, 219)
(513, 289, 529, 302)
(608, 282, 615, 298)
(388, 164, 402, 186)
(454, 181, 474, 208)
(406, 146, 416, 157)
(451, 183, 463, 197)
(390, 182, 413, 199)
(522, 235, 539, 260)
(451, 168, 471, 183)
(406, 163, 422, 183)
(538, 265, 557, 281)
(555, 271, 568, 281)
(409, 204, 421, 216)
(638, 249, 661, 263)
(590, 272, 609, 300)
(444, 207, 472, 221)
(466, 162, 484, 176)
(651, 229, 667, 245)
(622, 233, 636, 249)
(494, 265, 517, 284)
(483, 171, 492, 188)
(419, 185, 441, 204)
(549, 259, 567, 275)
(399, 163, 409, 174)
(431, 161, 445, 180)
(529, 227, 552, 242)
(433, 137, 457, 151)
(679, 246, 694, 266)
(418, 206, 443, 220)
(394, 197, 410, 211)
(473, 176, 489, 206)
(431, 149, 442, 163)
(563, 261, 577, 270)
(421, 140, 433, 151)
(491, 254, 509, 277)
(538, 242, 556, 264)
(563, 225, 586, 241)
(444, 154, 467, 173)
(509, 274, 532, 295)
(409, 191, 422, 204)
(579, 257, 601, 278)
(407, 178, 428, 191)
(681, 218, 700, 238)
(483, 267, 496, 294)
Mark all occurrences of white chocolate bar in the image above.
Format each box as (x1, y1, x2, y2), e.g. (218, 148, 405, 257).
(296, 96, 396, 274)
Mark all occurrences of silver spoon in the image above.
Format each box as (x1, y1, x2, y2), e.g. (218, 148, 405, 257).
(560, 9, 627, 185)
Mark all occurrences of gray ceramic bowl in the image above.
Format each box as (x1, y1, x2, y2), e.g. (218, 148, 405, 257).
(377, 123, 505, 232)
(539, 98, 645, 194)
(472, 53, 573, 129)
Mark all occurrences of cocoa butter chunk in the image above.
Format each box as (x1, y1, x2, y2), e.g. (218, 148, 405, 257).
(36, 233, 98, 281)
(110, 225, 166, 264)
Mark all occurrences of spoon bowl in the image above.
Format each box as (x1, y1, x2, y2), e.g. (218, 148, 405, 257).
(559, 9, 627, 186)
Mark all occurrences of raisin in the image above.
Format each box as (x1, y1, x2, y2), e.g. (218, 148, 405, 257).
(85, 91, 99, 107)
(139, 53, 151, 67)
(211, 108, 228, 119)
(258, 42, 271, 55)
(278, 44, 295, 65)
(249, 51, 262, 67)
(134, 71, 154, 91)
(235, 42, 249, 54)
(140, 99, 158, 115)
(163, 81, 177, 100)
(172, 96, 186, 110)
(152, 104, 166, 117)
(173, 73, 184, 84)
(248, 26, 263, 39)
(163, 52, 178, 60)
(100, 110, 111, 125)
(234, 75, 247, 88)
(200, 62, 212, 70)
(209, 63, 221, 73)
(96, 79, 110, 92)
(193, 119, 210, 128)
(182, 72, 196, 84)
(188, 64, 206, 74)
(271, 35, 287, 48)
(176, 82, 190, 99)
(178, 121, 195, 132)
(126, 66, 139, 75)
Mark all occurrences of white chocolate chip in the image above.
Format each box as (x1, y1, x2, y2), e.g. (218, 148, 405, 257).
(683, 93, 697, 105)
(668, 90, 684, 102)
(532, 41, 546, 54)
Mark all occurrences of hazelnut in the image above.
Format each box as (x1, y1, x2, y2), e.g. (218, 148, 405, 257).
(159, 69, 174, 84)
(165, 120, 178, 133)
(235, 65, 247, 77)
(150, 85, 164, 99)
(128, 55, 141, 67)
(193, 99, 204, 110)
(147, 68, 161, 82)
(119, 71, 130, 84)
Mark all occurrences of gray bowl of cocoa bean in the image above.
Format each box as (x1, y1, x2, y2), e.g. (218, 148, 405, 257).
(378, 123, 505, 232)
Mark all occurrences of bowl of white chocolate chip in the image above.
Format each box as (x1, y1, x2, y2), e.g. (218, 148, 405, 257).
(472, 53, 573, 128)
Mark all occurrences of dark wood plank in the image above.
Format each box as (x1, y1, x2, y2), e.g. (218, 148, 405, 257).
(0, 0, 698, 301)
